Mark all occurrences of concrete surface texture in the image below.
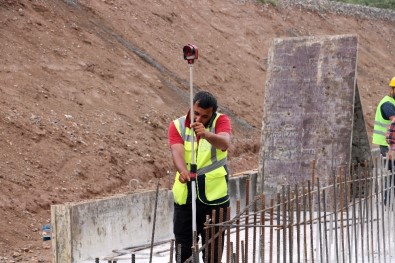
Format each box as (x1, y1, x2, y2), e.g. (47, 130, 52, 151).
(51, 173, 257, 262)
(259, 34, 359, 194)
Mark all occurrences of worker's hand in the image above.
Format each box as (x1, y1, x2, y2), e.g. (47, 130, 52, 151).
(191, 122, 206, 138)
(179, 170, 190, 184)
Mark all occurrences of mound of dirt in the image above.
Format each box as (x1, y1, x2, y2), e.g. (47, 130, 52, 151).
(0, 0, 394, 262)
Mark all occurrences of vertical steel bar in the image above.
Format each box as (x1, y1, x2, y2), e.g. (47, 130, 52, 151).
(363, 163, 371, 263)
(253, 198, 257, 263)
(276, 193, 281, 263)
(227, 207, 231, 263)
(317, 178, 323, 263)
(282, 186, 287, 263)
(369, 161, 375, 263)
(169, 239, 174, 263)
(374, 158, 381, 263)
(328, 212, 334, 262)
(358, 164, 365, 263)
(241, 240, 245, 263)
(344, 164, 352, 263)
(333, 174, 340, 263)
(339, 171, 345, 263)
(205, 215, 210, 263)
(387, 160, 393, 259)
(211, 209, 216, 263)
(149, 181, 160, 263)
(381, 155, 387, 263)
(303, 186, 308, 263)
(270, 199, 274, 263)
(288, 186, 294, 263)
(323, 189, 329, 263)
(296, 184, 301, 263)
(218, 208, 224, 263)
(352, 164, 358, 263)
(261, 195, 266, 263)
(230, 242, 234, 263)
(312, 160, 316, 263)
(308, 180, 314, 263)
(236, 200, 240, 263)
(245, 177, 250, 263)
(392, 159, 395, 258)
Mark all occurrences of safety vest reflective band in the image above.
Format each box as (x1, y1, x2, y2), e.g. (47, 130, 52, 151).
(372, 96, 395, 146)
(172, 113, 229, 205)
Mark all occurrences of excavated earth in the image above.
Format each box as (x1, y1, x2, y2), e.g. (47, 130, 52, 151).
(0, 0, 394, 262)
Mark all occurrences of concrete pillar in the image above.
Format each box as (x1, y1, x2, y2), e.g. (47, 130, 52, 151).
(258, 34, 362, 197)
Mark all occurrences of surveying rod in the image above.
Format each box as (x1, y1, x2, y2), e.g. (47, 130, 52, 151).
(183, 44, 199, 254)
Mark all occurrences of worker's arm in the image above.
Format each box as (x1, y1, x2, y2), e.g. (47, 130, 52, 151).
(381, 102, 395, 120)
(387, 120, 395, 159)
(170, 143, 190, 183)
(191, 122, 231, 151)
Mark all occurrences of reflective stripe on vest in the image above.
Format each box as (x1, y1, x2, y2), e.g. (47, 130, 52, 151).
(172, 113, 229, 205)
(372, 96, 395, 146)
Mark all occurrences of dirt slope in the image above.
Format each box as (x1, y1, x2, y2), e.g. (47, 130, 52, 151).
(0, 0, 394, 262)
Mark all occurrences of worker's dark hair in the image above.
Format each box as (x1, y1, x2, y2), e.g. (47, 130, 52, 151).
(193, 91, 218, 112)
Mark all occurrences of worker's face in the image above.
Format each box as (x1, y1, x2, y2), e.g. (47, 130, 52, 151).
(193, 102, 214, 126)
(391, 88, 395, 99)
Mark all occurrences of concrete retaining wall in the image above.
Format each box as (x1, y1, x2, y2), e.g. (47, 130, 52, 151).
(51, 172, 258, 263)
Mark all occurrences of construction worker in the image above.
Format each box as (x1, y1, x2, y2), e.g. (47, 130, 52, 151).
(168, 91, 231, 262)
(373, 76, 395, 205)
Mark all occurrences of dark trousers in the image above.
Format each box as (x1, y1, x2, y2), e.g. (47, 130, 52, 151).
(381, 146, 395, 205)
(173, 200, 229, 263)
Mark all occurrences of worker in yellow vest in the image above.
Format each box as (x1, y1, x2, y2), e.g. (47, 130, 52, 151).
(168, 91, 232, 262)
(373, 76, 395, 205)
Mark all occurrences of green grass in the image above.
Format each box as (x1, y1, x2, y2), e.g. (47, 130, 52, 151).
(257, 0, 278, 6)
(333, 0, 395, 10)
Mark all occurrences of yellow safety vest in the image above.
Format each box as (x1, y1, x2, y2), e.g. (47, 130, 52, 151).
(372, 96, 395, 146)
(172, 113, 229, 205)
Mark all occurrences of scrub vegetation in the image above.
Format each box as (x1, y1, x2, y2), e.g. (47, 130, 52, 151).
(334, 0, 395, 9)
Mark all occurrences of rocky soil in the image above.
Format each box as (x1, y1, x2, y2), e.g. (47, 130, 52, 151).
(0, 0, 394, 262)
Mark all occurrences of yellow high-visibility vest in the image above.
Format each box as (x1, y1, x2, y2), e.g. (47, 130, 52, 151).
(372, 96, 395, 146)
(172, 113, 229, 205)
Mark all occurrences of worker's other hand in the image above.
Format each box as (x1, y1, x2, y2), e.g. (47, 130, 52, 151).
(191, 122, 206, 138)
(179, 170, 190, 184)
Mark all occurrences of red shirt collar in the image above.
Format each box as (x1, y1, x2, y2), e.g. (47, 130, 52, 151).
(185, 110, 192, 128)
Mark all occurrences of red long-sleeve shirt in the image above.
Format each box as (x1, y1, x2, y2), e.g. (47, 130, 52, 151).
(168, 112, 232, 146)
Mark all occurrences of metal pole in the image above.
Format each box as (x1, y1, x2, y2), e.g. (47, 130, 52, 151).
(149, 181, 160, 263)
(189, 63, 197, 239)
